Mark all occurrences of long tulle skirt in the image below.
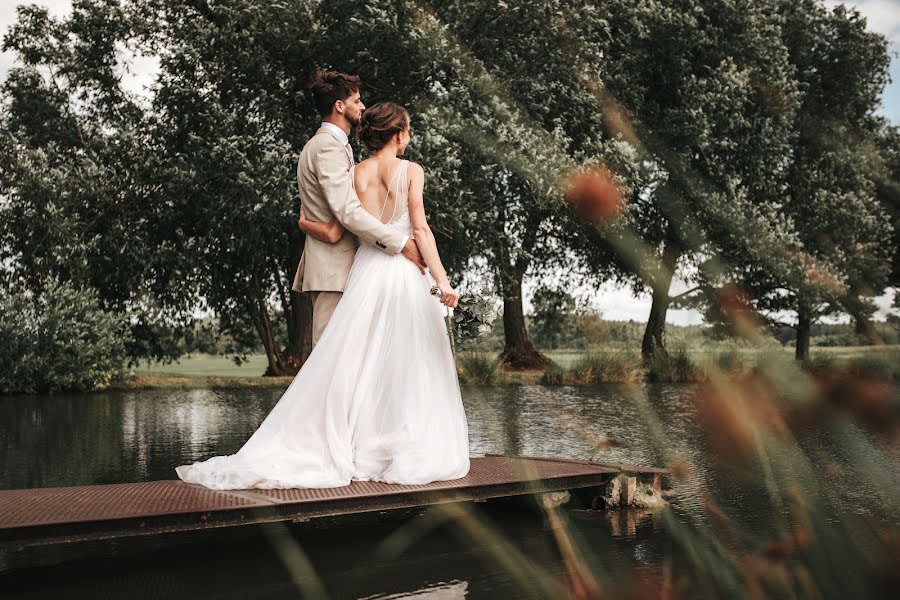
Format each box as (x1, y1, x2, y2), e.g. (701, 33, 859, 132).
(175, 244, 470, 489)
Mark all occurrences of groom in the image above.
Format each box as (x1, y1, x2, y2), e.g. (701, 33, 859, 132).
(292, 69, 426, 346)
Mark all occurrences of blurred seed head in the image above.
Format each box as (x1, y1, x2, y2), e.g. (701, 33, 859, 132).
(692, 384, 758, 468)
(667, 456, 692, 481)
(544, 404, 628, 450)
(790, 249, 847, 295)
(716, 284, 761, 340)
(763, 529, 811, 561)
(815, 368, 898, 437)
(691, 374, 789, 469)
(562, 163, 625, 223)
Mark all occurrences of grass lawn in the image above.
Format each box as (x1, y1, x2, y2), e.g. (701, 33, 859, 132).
(121, 354, 293, 390)
(547, 345, 900, 367)
(133, 353, 272, 378)
(128, 345, 899, 382)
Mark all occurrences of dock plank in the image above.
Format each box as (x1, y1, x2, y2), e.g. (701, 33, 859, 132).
(0, 455, 654, 546)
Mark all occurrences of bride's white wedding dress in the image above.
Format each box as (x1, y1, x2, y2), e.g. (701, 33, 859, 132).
(176, 160, 470, 489)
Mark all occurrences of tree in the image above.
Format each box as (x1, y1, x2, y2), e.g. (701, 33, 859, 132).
(418, 0, 634, 368)
(0, 1, 331, 374)
(595, 0, 802, 361)
(301, 0, 630, 368)
(136, 0, 329, 374)
(0, 279, 132, 394)
(742, 1, 893, 360)
(871, 122, 900, 291)
(0, 1, 196, 364)
(531, 287, 576, 350)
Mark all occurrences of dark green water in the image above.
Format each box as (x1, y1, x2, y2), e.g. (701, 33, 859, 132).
(1, 384, 896, 598)
(0, 385, 692, 492)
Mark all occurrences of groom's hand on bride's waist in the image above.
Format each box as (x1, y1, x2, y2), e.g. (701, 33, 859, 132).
(401, 239, 427, 275)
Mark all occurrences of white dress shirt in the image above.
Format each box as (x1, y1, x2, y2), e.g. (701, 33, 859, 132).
(320, 121, 349, 145)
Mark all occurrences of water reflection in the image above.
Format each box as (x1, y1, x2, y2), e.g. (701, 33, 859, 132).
(1, 388, 284, 489)
(4, 383, 894, 527)
(0, 384, 723, 519)
(2, 500, 666, 598)
(4, 383, 893, 597)
(5, 386, 669, 484)
(361, 579, 468, 599)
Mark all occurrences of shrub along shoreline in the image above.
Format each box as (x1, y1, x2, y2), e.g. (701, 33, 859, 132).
(92, 346, 900, 392)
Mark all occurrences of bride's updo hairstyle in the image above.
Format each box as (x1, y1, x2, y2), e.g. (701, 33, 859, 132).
(358, 102, 410, 151)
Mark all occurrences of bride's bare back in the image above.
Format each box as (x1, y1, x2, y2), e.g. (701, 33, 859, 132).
(353, 157, 407, 224)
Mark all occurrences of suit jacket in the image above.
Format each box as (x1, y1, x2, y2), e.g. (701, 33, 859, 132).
(292, 126, 408, 293)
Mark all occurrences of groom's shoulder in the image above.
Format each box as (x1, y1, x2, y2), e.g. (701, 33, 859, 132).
(301, 130, 336, 150)
(300, 131, 340, 163)
(308, 129, 341, 149)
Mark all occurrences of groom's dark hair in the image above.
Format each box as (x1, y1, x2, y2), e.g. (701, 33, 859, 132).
(308, 68, 361, 117)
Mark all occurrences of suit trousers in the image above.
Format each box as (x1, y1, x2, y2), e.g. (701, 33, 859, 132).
(310, 291, 342, 347)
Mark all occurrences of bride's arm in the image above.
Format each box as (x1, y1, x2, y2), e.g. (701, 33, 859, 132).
(298, 206, 345, 244)
(407, 162, 459, 308)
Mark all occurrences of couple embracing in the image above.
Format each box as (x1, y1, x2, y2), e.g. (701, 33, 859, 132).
(176, 69, 470, 490)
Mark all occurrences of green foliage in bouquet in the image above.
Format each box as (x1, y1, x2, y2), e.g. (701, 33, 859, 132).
(430, 286, 497, 349)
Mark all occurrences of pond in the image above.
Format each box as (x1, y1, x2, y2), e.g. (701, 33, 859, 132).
(1, 383, 896, 598)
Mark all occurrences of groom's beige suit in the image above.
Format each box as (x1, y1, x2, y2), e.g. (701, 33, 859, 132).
(292, 122, 409, 345)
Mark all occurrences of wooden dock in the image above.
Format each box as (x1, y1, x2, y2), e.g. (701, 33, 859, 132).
(0, 454, 666, 548)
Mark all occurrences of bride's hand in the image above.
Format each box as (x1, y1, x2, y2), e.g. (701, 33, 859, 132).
(437, 282, 459, 309)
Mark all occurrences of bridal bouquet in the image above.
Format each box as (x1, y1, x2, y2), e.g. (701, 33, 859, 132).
(430, 286, 496, 348)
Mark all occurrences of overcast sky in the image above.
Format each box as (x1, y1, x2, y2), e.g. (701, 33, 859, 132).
(1, 1, 897, 323)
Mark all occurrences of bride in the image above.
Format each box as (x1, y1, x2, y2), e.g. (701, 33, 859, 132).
(176, 102, 470, 489)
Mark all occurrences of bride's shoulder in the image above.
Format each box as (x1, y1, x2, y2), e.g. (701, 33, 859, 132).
(405, 160, 425, 179)
(354, 157, 378, 179)
(405, 162, 425, 199)
(353, 157, 376, 185)
(356, 157, 377, 172)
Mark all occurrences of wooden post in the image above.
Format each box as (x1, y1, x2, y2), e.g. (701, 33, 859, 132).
(622, 477, 637, 506)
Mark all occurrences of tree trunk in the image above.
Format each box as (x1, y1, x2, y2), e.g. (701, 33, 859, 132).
(283, 234, 313, 372)
(641, 242, 680, 362)
(641, 287, 671, 362)
(846, 285, 878, 343)
(254, 233, 314, 376)
(255, 299, 290, 376)
(795, 309, 811, 362)
(493, 198, 549, 370)
(286, 292, 313, 367)
(253, 303, 281, 375)
(500, 270, 550, 370)
(250, 272, 302, 377)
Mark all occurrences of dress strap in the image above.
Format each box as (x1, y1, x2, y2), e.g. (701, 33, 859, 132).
(376, 161, 406, 223)
(400, 160, 409, 201)
(395, 160, 410, 222)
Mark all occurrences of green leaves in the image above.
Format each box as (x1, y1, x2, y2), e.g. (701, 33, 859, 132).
(0, 0, 894, 370)
(0, 279, 132, 393)
(431, 285, 497, 348)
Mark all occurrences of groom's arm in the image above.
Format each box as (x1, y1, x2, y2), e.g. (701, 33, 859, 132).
(316, 143, 408, 255)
